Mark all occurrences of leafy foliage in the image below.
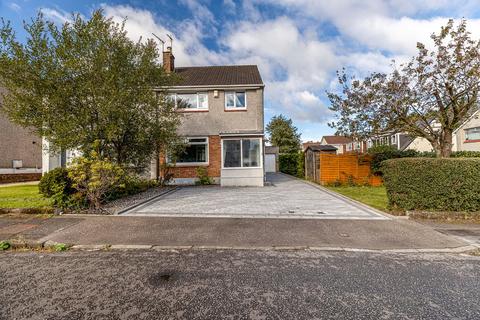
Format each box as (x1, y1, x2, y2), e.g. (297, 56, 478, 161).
(195, 167, 213, 185)
(328, 20, 480, 157)
(367, 145, 418, 174)
(0, 241, 10, 251)
(368, 146, 480, 173)
(381, 158, 480, 211)
(266, 115, 301, 154)
(279, 152, 303, 177)
(38, 168, 75, 208)
(68, 151, 125, 209)
(0, 10, 181, 169)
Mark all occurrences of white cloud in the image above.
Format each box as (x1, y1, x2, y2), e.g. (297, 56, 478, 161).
(41, 8, 73, 24)
(93, 2, 480, 133)
(8, 2, 21, 12)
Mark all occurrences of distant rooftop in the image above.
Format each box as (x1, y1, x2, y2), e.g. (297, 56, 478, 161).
(322, 136, 352, 145)
(174, 65, 263, 86)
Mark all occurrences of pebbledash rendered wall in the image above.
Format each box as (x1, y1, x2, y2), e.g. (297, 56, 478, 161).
(0, 111, 42, 169)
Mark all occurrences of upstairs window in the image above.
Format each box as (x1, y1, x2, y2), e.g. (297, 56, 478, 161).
(225, 92, 246, 109)
(171, 93, 208, 110)
(465, 127, 480, 141)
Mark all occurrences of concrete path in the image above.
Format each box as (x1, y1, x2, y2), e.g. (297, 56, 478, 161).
(124, 173, 387, 220)
(36, 215, 468, 250)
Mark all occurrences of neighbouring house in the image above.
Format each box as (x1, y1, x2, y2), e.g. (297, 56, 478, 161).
(302, 141, 321, 152)
(366, 110, 480, 153)
(43, 46, 266, 187)
(304, 145, 337, 180)
(319, 136, 353, 154)
(0, 88, 42, 183)
(264, 146, 279, 173)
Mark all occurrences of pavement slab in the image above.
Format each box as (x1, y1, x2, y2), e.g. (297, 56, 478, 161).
(124, 173, 388, 220)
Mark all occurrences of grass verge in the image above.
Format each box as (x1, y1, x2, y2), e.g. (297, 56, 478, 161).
(326, 185, 389, 212)
(0, 185, 52, 209)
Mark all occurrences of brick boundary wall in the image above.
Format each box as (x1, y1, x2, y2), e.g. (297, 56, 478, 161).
(0, 173, 42, 184)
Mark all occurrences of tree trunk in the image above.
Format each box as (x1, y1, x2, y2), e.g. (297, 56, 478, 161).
(437, 129, 453, 158)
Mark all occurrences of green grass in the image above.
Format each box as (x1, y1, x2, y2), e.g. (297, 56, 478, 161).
(0, 185, 52, 209)
(326, 185, 388, 211)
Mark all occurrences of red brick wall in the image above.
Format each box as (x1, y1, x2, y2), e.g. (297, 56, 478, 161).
(0, 173, 42, 184)
(164, 135, 221, 179)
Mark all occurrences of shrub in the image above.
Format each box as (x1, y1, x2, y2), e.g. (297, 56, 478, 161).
(296, 152, 305, 178)
(195, 167, 213, 185)
(451, 151, 480, 158)
(38, 168, 75, 208)
(68, 153, 125, 209)
(279, 152, 303, 177)
(367, 145, 418, 174)
(381, 158, 480, 212)
(108, 175, 158, 200)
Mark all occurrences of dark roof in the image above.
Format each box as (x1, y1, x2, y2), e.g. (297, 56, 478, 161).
(265, 146, 279, 154)
(322, 136, 352, 145)
(174, 65, 263, 86)
(306, 145, 338, 152)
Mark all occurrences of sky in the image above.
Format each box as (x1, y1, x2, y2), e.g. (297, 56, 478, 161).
(1, 0, 480, 142)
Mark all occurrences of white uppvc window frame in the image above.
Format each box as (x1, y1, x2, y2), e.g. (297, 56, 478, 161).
(225, 91, 247, 110)
(169, 137, 209, 166)
(169, 92, 208, 110)
(222, 138, 262, 169)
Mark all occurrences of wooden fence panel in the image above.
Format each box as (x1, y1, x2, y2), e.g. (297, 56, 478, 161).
(314, 153, 382, 186)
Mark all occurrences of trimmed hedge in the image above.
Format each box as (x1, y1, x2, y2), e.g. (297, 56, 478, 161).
(279, 152, 304, 178)
(381, 158, 480, 212)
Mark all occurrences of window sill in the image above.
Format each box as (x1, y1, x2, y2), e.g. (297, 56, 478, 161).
(222, 166, 262, 170)
(176, 109, 209, 113)
(224, 108, 247, 112)
(464, 139, 480, 143)
(171, 162, 209, 167)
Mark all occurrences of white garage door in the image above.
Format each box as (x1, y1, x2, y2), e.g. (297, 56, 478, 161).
(265, 154, 276, 172)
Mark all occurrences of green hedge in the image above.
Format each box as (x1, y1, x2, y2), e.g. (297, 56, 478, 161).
(368, 145, 480, 173)
(279, 152, 304, 178)
(381, 158, 480, 212)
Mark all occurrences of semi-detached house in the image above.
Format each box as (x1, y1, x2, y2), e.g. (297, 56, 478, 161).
(43, 47, 266, 187)
(155, 47, 265, 186)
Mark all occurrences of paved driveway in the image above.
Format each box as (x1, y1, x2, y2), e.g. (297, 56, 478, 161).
(124, 173, 387, 220)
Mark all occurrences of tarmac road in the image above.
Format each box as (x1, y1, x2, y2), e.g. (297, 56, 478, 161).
(1, 249, 479, 319)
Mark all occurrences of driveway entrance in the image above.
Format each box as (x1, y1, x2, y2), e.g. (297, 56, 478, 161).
(123, 173, 388, 219)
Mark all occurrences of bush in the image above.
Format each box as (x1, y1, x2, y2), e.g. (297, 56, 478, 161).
(367, 145, 418, 174)
(39, 168, 75, 208)
(296, 152, 305, 178)
(108, 175, 158, 200)
(279, 152, 303, 177)
(381, 158, 480, 212)
(451, 151, 480, 158)
(195, 167, 213, 185)
(68, 153, 125, 209)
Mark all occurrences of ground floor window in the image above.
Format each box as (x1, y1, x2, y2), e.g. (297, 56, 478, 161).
(175, 137, 208, 164)
(223, 138, 261, 168)
(465, 127, 480, 141)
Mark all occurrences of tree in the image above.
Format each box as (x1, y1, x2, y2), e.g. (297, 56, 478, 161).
(328, 19, 480, 157)
(0, 10, 181, 168)
(266, 114, 301, 153)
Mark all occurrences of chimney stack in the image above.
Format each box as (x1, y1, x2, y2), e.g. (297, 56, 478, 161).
(163, 46, 175, 74)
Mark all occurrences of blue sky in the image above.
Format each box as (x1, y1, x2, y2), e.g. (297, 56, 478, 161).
(2, 0, 480, 141)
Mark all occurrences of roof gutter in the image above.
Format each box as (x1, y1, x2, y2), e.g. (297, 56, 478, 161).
(155, 84, 265, 91)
